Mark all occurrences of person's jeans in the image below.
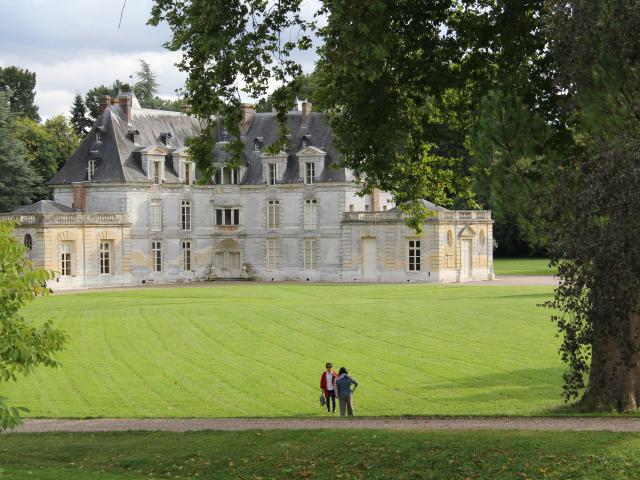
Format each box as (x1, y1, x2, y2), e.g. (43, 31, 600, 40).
(338, 395, 354, 416)
(325, 390, 336, 412)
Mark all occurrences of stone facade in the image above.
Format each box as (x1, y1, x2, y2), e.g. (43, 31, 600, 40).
(1, 93, 494, 289)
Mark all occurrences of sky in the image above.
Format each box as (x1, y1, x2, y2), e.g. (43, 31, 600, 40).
(0, 0, 319, 119)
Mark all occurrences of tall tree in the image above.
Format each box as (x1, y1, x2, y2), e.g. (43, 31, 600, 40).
(15, 116, 79, 200)
(0, 94, 41, 212)
(542, 0, 640, 411)
(0, 222, 65, 430)
(134, 59, 160, 108)
(69, 94, 91, 136)
(0, 66, 40, 122)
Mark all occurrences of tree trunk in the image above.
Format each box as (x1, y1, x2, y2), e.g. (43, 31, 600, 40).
(579, 313, 640, 412)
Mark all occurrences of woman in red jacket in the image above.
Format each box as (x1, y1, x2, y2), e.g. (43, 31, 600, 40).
(320, 362, 337, 413)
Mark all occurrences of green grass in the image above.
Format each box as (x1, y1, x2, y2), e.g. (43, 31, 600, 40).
(493, 258, 557, 276)
(2, 430, 640, 479)
(3, 284, 565, 418)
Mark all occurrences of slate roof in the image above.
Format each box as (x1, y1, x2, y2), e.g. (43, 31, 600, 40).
(50, 101, 201, 185)
(51, 97, 348, 186)
(10, 200, 80, 214)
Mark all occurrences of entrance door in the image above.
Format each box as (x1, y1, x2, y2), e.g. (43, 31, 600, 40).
(215, 250, 242, 277)
(361, 237, 377, 279)
(461, 239, 472, 278)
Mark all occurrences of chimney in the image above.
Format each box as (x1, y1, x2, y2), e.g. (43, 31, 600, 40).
(99, 95, 112, 114)
(179, 104, 192, 114)
(302, 101, 312, 125)
(118, 94, 133, 123)
(72, 184, 88, 211)
(371, 188, 381, 212)
(240, 103, 255, 135)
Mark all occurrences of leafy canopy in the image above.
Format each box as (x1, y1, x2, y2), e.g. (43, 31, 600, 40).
(0, 222, 65, 429)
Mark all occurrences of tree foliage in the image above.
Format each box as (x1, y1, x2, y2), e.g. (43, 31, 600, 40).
(149, 0, 315, 179)
(0, 94, 41, 212)
(0, 66, 40, 122)
(15, 116, 79, 200)
(134, 59, 160, 107)
(541, 0, 640, 410)
(0, 222, 66, 429)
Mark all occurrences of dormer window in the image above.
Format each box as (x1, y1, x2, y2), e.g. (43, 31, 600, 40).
(160, 132, 172, 146)
(95, 131, 102, 143)
(127, 128, 140, 143)
(213, 166, 241, 185)
(304, 162, 315, 185)
(302, 134, 311, 148)
(254, 136, 264, 151)
(183, 162, 192, 186)
(88, 160, 96, 181)
(153, 161, 162, 184)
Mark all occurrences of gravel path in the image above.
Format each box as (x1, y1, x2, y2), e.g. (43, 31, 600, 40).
(13, 416, 640, 433)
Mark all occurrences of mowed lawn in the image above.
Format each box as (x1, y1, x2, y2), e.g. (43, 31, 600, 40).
(5, 284, 563, 418)
(493, 258, 557, 276)
(4, 430, 640, 479)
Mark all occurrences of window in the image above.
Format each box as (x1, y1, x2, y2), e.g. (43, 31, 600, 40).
(349, 204, 354, 212)
(408, 240, 421, 271)
(215, 208, 240, 226)
(152, 241, 162, 272)
(223, 167, 240, 185)
(150, 200, 162, 232)
(182, 240, 192, 271)
(60, 242, 72, 276)
(267, 163, 277, 186)
(181, 200, 192, 231)
(23, 234, 32, 251)
(447, 230, 454, 247)
(95, 131, 102, 143)
(304, 238, 316, 270)
(304, 162, 315, 184)
(184, 162, 192, 186)
(214, 167, 240, 185)
(254, 141, 260, 151)
(304, 199, 318, 229)
(88, 160, 95, 181)
(99, 241, 111, 274)
(365, 204, 370, 212)
(267, 200, 280, 229)
(266, 238, 279, 270)
(153, 161, 162, 184)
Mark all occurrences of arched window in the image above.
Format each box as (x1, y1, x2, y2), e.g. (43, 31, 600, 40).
(24, 234, 32, 251)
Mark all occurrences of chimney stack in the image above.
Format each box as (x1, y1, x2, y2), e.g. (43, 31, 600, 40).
(72, 184, 88, 211)
(118, 94, 133, 123)
(240, 103, 255, 135)
(302, 101, 312, 124)
(99, 95, 112, 114)
(179, 104, 192, 114)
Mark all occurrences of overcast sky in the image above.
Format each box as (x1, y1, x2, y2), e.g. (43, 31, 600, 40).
(0, 0, 319, 119)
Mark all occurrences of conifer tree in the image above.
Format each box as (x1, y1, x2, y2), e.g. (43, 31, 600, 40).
(69, 94, 91, 136)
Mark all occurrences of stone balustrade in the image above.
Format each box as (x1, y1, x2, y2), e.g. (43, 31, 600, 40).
(0, 212, 130, 225)
(342, 210, 491, 223)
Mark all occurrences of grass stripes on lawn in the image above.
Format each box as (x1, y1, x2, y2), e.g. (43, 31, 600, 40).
(5, 284, 563, 418)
